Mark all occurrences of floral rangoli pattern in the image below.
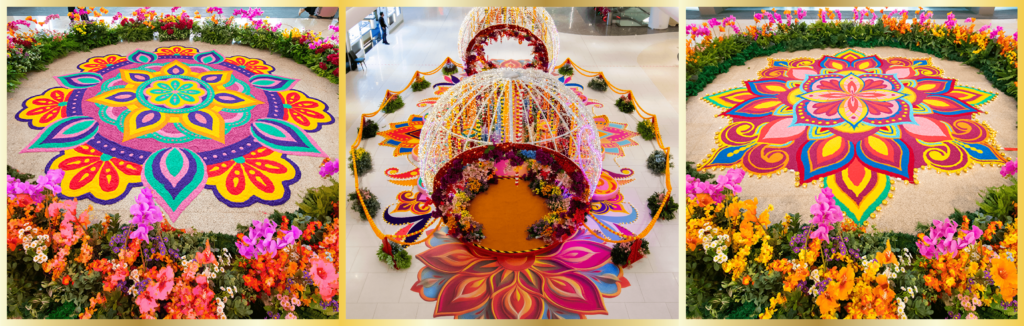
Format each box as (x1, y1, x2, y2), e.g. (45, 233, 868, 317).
(16, 46, 334, 220)
(412, 226, 630, 319)
(700, 49, 1005, 224)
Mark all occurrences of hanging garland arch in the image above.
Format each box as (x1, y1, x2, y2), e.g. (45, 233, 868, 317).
(458, 7, 559, 76)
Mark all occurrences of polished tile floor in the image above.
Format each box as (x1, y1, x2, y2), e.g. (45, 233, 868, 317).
(345, 7, 680, 319)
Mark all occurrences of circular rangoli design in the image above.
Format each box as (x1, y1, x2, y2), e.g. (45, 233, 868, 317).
(700, 49, 1007, 224)
(17, 46, 334, 221)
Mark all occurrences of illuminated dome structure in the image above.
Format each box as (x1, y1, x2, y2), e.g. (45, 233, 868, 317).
(419, 68, 602, 198)
(457, 7, 559, 75)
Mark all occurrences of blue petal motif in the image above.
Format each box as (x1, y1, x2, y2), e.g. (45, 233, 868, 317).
(21, 116, 98, 153)
(249, 74, 298, 92)
(250, 118, 327, 157)
(54, 72, 103, 89)
(193, 50, 225, 65)
(127, 49, 159, 64)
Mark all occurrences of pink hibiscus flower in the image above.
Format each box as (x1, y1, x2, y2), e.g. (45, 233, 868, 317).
(147, 266, 175, 300)
(309, 257, 338, 300)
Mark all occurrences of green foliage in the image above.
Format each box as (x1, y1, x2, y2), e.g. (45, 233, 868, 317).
(636, 120, 656, 141)
(614, 96, 635, 114)
(411, 77, 431, 92)
(297, 179, 340, 222)
(193, 21, 237, 44)
(115, 23, 155, 42)
(646, 150, 673, 176)
(687, 21, 1017, 99)
(361, 119, 379, 139)
(686, 161, 715, 182)
(68, 22, 118, 51)
(8, 165, 35, 182)
(977, 177, 1017, 220)
(588, 76, 608, 92)
(46, 301, 78, 319)
(647, 191, 679, 221)
(235, 28, 277, 51)
(724, 301, 759, 319)
(610, 239, 650, 268)
(348, 188, 380, 220)
(376, 240, 413, 270)
(557, 63, 574, 76)
(348, 148, 373, 177)
(381, 95, 405, 114)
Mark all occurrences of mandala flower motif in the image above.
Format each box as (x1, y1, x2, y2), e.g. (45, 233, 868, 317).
(701, 49, 1004, 224)
(47, 144, 143, 203)
(154, 46, 199, 57)
(378, 115, 425, 156)
(17, 87, 72, 129)
(279, 90, 333, 132)
(224, 56, 275, 74)
(593, 115, 639, 159)
(412, 227, 630, 319)
(205, 147, 299, 206)
(87, 60, 263, 143)
(76, 54, 128, 72)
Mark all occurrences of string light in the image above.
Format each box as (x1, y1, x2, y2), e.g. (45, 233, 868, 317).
(457, 7, 560, 73)
(419, 68, 603, 198)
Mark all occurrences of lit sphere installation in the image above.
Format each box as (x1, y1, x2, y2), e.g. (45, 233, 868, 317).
(418, 68, 603, 198)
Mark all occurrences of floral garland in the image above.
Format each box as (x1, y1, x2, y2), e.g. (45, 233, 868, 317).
(431, 144, 590, 245)
(464, 24, 549, 75)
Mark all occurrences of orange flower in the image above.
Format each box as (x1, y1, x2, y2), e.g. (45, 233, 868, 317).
(743, 275, 752, 285)
(876, 239, 898, 265)
(991, 257, 1018, 300)
(816, 288, 840, 316)
(830, 267, 856, 300)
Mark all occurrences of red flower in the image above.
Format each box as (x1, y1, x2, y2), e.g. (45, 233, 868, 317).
(62, 275, 72, 286)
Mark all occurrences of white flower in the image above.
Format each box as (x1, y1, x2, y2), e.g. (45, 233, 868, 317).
(27, 240, 39, 249)
(810, 269, 820, 282)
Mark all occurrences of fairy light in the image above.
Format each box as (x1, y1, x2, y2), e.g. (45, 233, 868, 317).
(419, 68, 602, 198)
(457, 7, 560, 73)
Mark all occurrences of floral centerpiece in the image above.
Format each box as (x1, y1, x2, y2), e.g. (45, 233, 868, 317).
(431, 144, 590, 245)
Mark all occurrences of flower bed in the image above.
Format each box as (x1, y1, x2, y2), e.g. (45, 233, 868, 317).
(430, 144, 590, 245)
(6, 159, 341, 319)
(686, 8, 1017, 99)
(685, 161, 1019, 319)
(7, 6, 340, 92)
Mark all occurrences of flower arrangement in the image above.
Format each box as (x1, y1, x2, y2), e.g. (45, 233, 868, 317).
(588, 75, 608, 92)
(685, 165, 1019, 319)
(636, 119, 656, 141)
(647, 191, 679, 221)
(381, 95, 404, 114)
(193, 7, 237, 44)
(614, 94, 634, 113)
(442, 61, 459, 76)
(646, 150, 673, 176)
(6, 165, 341, 319)
(464, 24, 550, 75)
(7, 7, 341, 92)
(557, 63, 574, 76)
(347, 188, 379, 221)
(410, 76, 431, 92)
(376, 239, 412, 270)
(611, 238, 651, 268)
(360, 119, 379, 139)
(686, 7, 1017, 98)
(431, 144, 590, 245)
(348, 148, 373, 177)
(155, 8, 195, 41)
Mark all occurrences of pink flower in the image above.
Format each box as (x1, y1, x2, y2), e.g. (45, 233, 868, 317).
(809, 225, 833, 242)
(147, 266, 174, 300)
(286, 313, 297, 319)
(1000, 159, 1017, 178)
(754, 13, 763, 21)
(319, 159, 339, 178)
(310, 257, 338, 300)
(171, 7, 181, 13)
(797, 8, 806, 20)
(136, 293, 159, 314)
